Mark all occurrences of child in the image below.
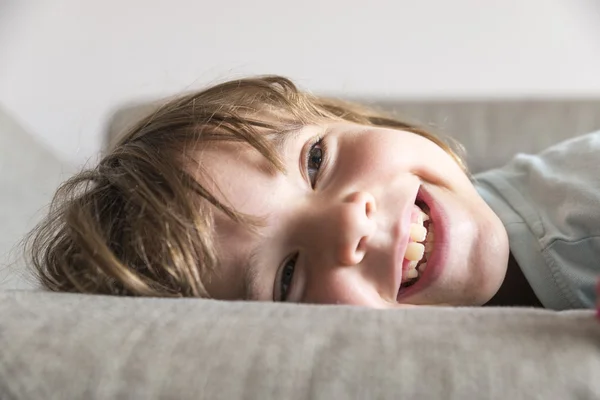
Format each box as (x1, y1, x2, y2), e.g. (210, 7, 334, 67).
(26, 76, 600, 313)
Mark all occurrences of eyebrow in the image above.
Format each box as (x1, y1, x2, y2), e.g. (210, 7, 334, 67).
(242, 243, 263, 301)
(271, 129, 302, 162)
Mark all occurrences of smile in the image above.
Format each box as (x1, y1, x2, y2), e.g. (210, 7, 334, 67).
(396, 183, 449, 301)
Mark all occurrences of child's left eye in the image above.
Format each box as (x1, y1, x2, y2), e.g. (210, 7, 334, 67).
(278, 254, 297, 302)
(306, 138, 325, 188)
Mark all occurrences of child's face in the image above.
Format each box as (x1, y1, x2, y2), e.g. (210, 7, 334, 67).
(198, 122, 509, 307)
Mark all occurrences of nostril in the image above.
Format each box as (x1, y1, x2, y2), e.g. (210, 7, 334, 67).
(356, 236, 367, 255)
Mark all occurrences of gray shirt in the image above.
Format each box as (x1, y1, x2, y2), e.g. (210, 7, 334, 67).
(474, 131, 600, 310)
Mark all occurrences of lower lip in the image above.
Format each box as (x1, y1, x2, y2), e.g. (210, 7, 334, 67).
(397, 185, 448, 301)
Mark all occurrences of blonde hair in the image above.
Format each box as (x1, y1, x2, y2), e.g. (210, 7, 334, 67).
(27, 76, 465, 297)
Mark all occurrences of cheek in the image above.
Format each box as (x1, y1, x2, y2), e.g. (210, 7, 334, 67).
(337, 133, 413, 181)
(410, 137, 472, 192)
(303, 271, 384, 307)
(361, 132, 460, 177)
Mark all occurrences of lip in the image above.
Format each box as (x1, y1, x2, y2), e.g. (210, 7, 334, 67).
(396, 184, 448, 302)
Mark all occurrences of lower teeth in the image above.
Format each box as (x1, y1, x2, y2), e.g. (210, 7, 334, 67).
(401, 257, 428, 288)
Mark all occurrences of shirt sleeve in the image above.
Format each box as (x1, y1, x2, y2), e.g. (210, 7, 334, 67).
(474, 131, 600, 310)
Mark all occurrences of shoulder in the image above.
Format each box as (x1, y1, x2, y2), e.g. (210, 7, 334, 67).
(473, 130, 600, 310)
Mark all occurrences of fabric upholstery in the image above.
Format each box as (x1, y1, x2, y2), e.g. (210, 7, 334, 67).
(107, 99, 600, 173)
(0, 291, 599, 400)
(0, 106, 73, 290)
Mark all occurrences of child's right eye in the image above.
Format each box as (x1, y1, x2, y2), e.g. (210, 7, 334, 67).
(306, 137, 326, 188)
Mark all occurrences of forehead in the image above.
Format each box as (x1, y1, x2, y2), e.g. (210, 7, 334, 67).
(186, 128, 313, 299)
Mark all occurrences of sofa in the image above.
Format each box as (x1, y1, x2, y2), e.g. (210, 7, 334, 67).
(1, 100, 600, 399)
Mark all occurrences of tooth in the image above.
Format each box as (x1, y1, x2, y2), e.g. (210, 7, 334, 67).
(406, 269, 419, 279)
(418, 262, 427, 272)
(421, 211, 430, 221)
(409, 223, 427, 242)
(407, 260, 418, 269)
(404, 242, 425, 261)
(416, 213, 423, 224)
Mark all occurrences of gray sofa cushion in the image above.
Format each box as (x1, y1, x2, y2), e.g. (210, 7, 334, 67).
(373, 100, 600, 173)
(107, 99, 600, 173)
(1, 290, 598, 399)
(0, 106, 73, 290)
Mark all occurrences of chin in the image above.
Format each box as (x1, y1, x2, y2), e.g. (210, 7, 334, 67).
(446, 209, 510, 307)
(470, 213, 510, 305)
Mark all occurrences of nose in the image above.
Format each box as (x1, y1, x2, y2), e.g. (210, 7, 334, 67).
(331, 191, 376, 266)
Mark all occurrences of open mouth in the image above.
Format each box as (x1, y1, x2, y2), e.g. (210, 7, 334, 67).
(398, 197, 434, 294)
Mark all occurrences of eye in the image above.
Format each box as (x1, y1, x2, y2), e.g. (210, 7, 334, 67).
(276, 253, 298, 302)
(306, 137, 325, 188)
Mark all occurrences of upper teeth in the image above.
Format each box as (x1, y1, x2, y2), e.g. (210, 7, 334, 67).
(405, 242, 425, 261)
(403, 209, 434, 282)
(416, 210, 429, 224)
(409, 224, 427, 242)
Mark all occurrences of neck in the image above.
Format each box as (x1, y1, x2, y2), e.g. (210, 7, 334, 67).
(484, 252, 543, 308)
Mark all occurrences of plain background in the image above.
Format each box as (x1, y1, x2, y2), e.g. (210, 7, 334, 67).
(1, 0, 600, 166)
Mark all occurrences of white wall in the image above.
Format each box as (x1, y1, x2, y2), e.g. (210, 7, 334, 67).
(1, 0, 600, 165)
